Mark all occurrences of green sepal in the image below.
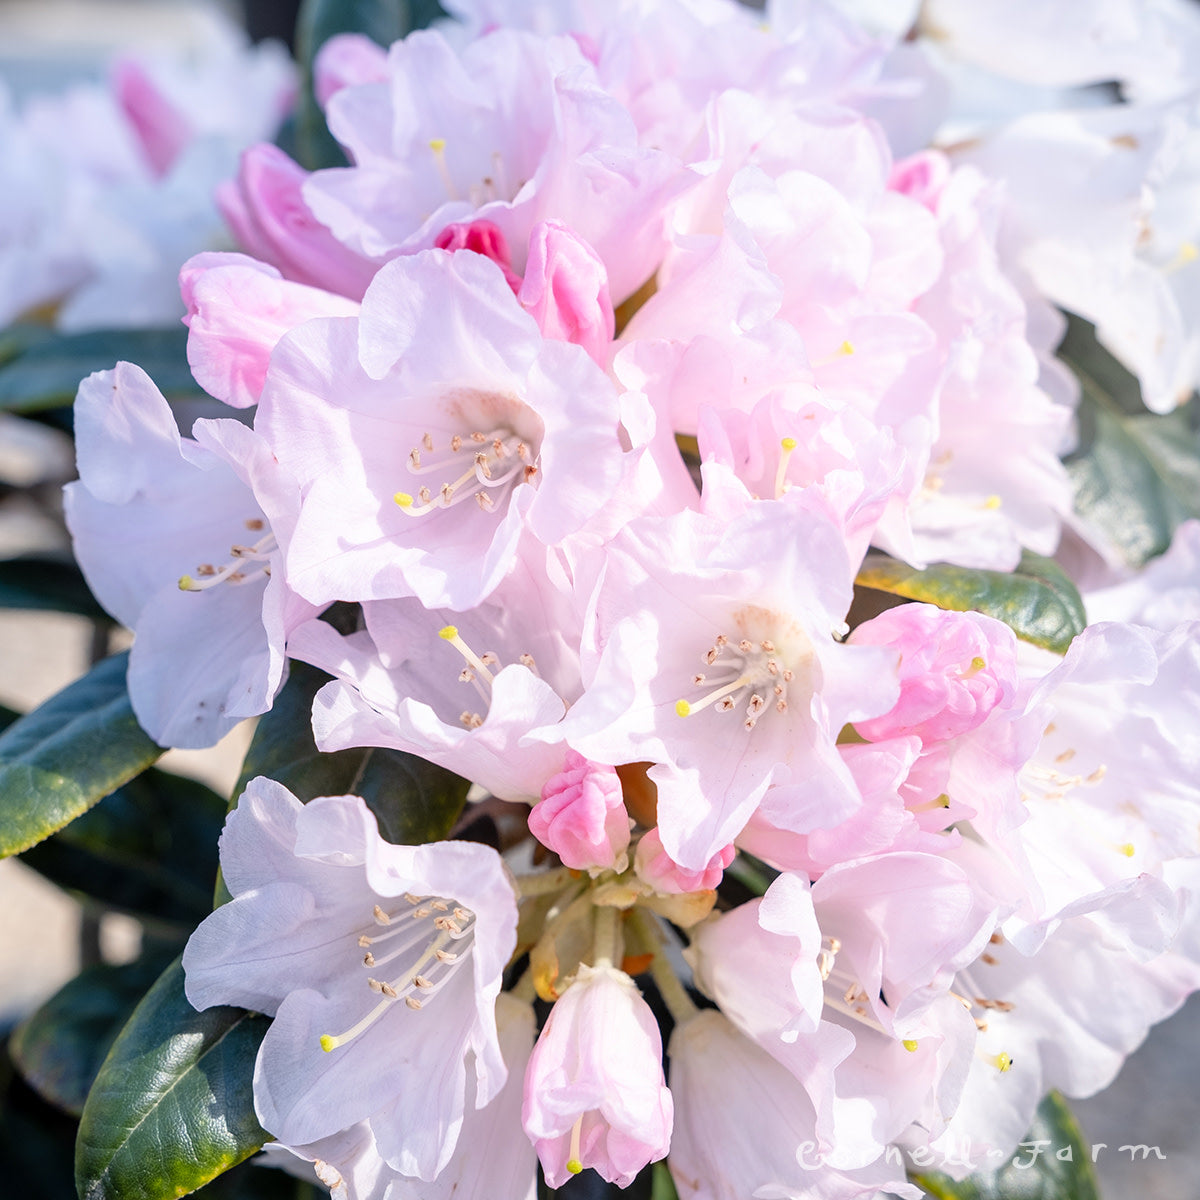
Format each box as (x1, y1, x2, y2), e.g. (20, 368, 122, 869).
(74, 957, 270, 1200)
(0, 327, 199, 413)
(854, 550, 1086, 655)
(9, 944, 181, 1116)
(19, 767, 225, 929)
(0, 651, 162, 858)
(1060, 313, 1200, 568)
(911, 1091, 1100, 1200)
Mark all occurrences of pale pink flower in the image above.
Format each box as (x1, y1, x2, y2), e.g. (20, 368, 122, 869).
(563, 502, 899, 869)
(63, 362, 317, 748)
(529, 750, 630, 872)
(304, 28, 686, 301)
(521, 964, 673, 1188)
(183, 779, 519, 1181)
(258, 248, 629, 610)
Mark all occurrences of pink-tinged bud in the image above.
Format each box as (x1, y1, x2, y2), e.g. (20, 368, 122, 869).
(112, 58, 191, 177)
(849, 603, 1018, 745)
(313, 33, 389, 108)
(634, 826, 734, 894)
(887, 150, 952, 212)
(530, 750, 630, 872)
(518, 220, 615, 367)
(522, 964, 673, 1188)
(435, 220, 523, 293)
(180, 251, 359, 408)
(217, 143, 378, 300)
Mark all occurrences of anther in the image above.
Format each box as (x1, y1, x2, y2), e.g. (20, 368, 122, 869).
(405, 996, 422, 1010)
(373, 905, 391, 925)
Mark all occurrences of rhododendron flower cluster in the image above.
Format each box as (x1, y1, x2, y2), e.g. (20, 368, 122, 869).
(51, 1, 1200, 1197)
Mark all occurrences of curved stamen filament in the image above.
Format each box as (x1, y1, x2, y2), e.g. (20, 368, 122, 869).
(320, 911, 475, 1052)
(566, 1116, 585, 1175)
(178, 530, 276, 592)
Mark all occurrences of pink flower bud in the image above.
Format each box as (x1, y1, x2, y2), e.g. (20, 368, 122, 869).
(113, 58, 191, 177)
(434, 219, 523, 292)
(849, 603, 1018, 745)
(313, 33, 388, 109)
(522, 964, 673, 1188)
(217, 143, 378, 300)
(529, 750, 630, 871)
(634, 826, 734, 894)
(518, 220, 615, 366)
(887, 150, 951, 212)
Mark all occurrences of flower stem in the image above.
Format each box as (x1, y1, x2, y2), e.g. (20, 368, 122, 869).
(631, 909, 700, 1023)
(592, 904, 621, 969)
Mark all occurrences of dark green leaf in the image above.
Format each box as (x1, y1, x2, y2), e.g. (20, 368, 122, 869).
(0, 553, 111, 620)
(20, 767, 225, 928)
(75, 957, 270, 1200)
(854, 551, 1086, 655)
(226, 658, 468, 899)
(9, 945, 180, 1116)
(293, 0, 410, 170)
(1060, 313, 1200, 568)
(0, 652, 162, 858)
(0, 1041, 80, 1200)
(912, 1091, 1100, 1200)
(0, 327, 200, 413)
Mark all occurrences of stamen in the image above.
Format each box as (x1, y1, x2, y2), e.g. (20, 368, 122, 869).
(439, 625, 497, 684)
(902, 1039, 919, 1052)
(774, 436, 797, 500)
(319, 900, 476, 1051)
(429, 138, 458, 200)
(178, 529, 276, 591)
(984, 1051, 1014, 1073)
(567, 1116, 584, 1175)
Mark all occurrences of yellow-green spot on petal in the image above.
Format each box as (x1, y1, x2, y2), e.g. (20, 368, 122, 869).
(902, 1039, 919, 1052)
(675, 699, 692, 718)
(439, 625, 459, 641)
(320, 1034, 336, 1053)
(394, 492, 414, 508)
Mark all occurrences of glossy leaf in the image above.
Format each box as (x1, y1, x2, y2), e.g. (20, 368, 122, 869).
(1060, 313, 1200, 568)
(0, 652, 162, 859)
(20, 767, 225, 928)
(75, 957, 270, 1200)
(9, 945, 180, 1116)
(0, 553, 111, 621)
(0, 327, 199, 413)
(912, 1091, 1100, 1200)
(854, 551, 1086, 655)
(224, 660, 468, 906)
